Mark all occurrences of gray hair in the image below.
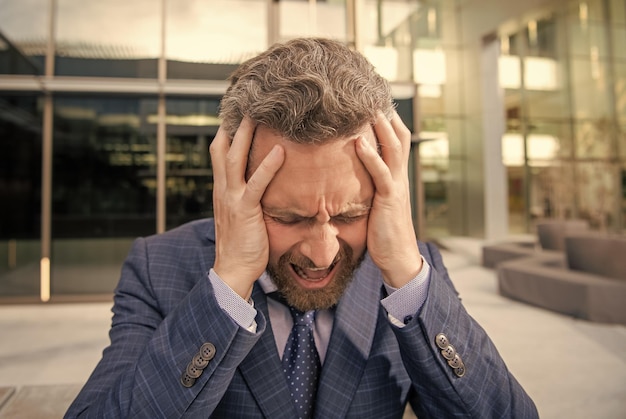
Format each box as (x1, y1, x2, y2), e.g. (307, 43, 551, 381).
(219, 37, 394, 144)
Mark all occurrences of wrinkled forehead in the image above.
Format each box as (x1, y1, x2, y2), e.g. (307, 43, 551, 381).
(246, 124, 376, 177)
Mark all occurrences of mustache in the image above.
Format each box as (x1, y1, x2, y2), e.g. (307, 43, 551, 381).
(285, 249, 345, 269)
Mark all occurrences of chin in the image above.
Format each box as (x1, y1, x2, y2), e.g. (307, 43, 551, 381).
(267, 247, 364, 312)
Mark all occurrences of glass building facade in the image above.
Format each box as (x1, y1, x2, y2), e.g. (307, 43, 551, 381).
(1, 0, 624, 302)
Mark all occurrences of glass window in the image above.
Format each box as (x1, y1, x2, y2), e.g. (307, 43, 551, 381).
(359, 0, 420, 83)
(55, 0, 160, 77)
(570, 57, 611, 119)
(525, 17, 558, 59)
(567, 0, 606, 24)
(523, 17, 564, 112)
(278, 0, 347, 41)
(0, 93, 42, 299)
(166, 0, 267, 79)
(528, 162, 577, 220)
(527, 121, 574, 162)
(610, 0, 626, 25)
(616, 62, 626, 126)
(575, 120, 613, 158)
(622, 164, 626, 229)
(51, 96, 157, 296)
(525, 88, 570, 120)
(0, 0, 48, 75)
(567, 16, 608, 60)
(620, 126, 626, 159)
(611, 25, 626, 61)
(419, 116, 459, 238)
(165, 97, 220, 230)
(575, 161, 620, 230)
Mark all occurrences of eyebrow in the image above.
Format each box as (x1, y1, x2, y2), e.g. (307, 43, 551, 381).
(262, 202, 372, 219)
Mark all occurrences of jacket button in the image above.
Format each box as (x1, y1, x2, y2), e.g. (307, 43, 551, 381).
(441, 345, 456, 360)
(200, 342, 216, 360)
(181, 372, 197, 388)
(192, 353, 209, 369)
(186, 362, 204, 379)
(454, 364, 466, 377)
(447, 353, 463, 369)
(435, 333, 449, 349)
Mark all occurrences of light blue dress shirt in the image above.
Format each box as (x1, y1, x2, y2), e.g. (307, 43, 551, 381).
(209, 257, 431, 363)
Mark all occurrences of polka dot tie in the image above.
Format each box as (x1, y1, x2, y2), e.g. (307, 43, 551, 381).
(282, 307, 320, 419)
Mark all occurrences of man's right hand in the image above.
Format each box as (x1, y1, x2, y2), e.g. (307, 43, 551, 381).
(209, 117, 285, 300)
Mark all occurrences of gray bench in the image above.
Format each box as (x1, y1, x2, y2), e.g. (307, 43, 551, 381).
(481, 219, 589, 269)
(497, 233, 626, 325)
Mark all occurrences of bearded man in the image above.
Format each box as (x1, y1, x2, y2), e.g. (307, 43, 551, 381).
(66, 38, 538, 419)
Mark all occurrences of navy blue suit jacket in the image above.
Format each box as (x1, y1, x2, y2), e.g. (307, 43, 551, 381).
(65, 219, 538, 418)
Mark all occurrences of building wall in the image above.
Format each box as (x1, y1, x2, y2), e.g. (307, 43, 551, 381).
(0, 0, 624, 301)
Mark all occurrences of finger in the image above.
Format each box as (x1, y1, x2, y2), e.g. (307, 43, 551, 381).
(242, 145, 285, 205)
(373, 111, 404, 172)
(209, 125, 230, 187)
(225, 117, 256, 187)
(355, 136, 393, 195)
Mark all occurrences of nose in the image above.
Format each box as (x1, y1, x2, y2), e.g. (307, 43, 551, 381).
(299, 222, 340, 268)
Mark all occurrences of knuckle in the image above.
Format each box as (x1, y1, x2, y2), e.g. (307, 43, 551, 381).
(209, 141, 218, 155)
(398, 124, 411, 138)
(246, 177, 262, 195)
(225, 150, 238, 166)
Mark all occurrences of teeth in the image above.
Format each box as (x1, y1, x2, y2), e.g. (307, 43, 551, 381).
(294, 265, 309, 279)
(293, 263, 334, 280)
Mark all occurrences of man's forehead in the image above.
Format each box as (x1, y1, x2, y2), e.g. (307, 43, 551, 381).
(252, 124, 374, 146)
(247, 124, 373, 173)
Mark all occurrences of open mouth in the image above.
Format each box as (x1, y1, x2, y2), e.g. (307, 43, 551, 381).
(291, 260, 338, 283)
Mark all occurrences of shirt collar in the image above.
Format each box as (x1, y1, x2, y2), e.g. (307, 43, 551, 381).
(258, 271, 278, 294)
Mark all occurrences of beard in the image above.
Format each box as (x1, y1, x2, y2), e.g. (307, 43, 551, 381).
(266, 242, 365, 312)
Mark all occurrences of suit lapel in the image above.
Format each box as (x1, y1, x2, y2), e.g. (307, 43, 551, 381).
(238, 284, 298, 418)
(315, 254, 383, 418)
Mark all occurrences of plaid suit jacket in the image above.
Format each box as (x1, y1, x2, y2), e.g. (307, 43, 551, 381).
(65, 218, 538, 418)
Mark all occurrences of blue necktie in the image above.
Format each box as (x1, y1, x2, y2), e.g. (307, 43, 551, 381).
(282, 307, 321, 419)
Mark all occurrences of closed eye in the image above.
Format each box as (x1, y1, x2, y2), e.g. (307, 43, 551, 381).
(332, 214, 368, 224)
(269, 216, 307, 225)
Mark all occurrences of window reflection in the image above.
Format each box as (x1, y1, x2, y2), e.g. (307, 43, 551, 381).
(610, 0, 626, 24)
(278, 0, 347, 41)
(361, 0, 420, 83)
(0, 94, 42, 298)
(0, 0, 47, 75)
(166, 0, 267, 79)
(576, 162, 620, 230)
(49, 96, 158, 295)
(419, 116, 454, 237)
(165, 97, 220, 229)
(55, 0, 160, 77)
(52, 96, 158, 239)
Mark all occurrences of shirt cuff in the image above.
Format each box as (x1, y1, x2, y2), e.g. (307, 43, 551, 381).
(380, 256, 431, 328)
(208, 269, 257, 332)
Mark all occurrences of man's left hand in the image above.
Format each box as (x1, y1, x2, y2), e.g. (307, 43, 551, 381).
(355, 111, 423, 288)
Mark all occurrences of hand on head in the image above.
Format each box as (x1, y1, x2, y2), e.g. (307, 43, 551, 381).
(210, 110, 423, 302)
(209, 117, 284, 300)
(355, 111, 423, 288)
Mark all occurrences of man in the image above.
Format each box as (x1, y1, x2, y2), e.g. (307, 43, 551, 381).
(66, 38, 538, 418)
